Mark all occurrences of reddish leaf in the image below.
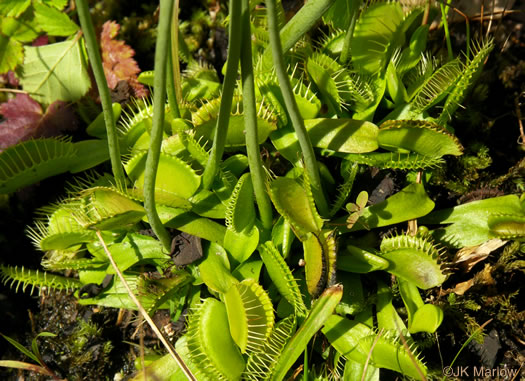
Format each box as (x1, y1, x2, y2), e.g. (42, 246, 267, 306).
(0, 94, 42, 151)
(0, 94, 78, 152)
(100, 21, 147, 98)
(0, 71, 20, 87)
(37, 100, 78, 138)
(32, 35, 49, 47)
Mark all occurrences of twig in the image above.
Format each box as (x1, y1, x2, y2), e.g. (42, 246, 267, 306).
(360, 328, 385, 381)
(95, 231, 196, 381)
(515, 93, 525, 146)
(407, 171, 423, 236)
(0, 89, 29, 94)
(396, 328, 428, 381)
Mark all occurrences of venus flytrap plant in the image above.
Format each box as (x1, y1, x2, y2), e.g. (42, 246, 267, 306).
(258, 241, 307, 319)
(0, 1, 512, 379)
(266, 0, 329, 216)
(397, 277, 444, 334)
(322, 314, 428, 379)
(271, 284, 343, 381)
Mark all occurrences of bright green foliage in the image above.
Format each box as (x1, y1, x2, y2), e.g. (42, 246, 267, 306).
(86, 103, 122, 138)
(398, 278, 443, 334)
(0, 1, 504, 380)
(305, 119, 379, 153)
(0, 34, 23, 73)
(421, 195, 525, 247)
(345, 183, 435, 232)
(244, 315, 296, 380)
(488, 214, 525, 240)
(0, 0, 78, 73)
(351, 2, 404, 75)
(378, 119, 463, 157)
(258, 241, 307, 318)
(0, 265, 82, 295)
(306, 52, 347, 114)
(193, 96, 277, 148)
(20, 38, 91, 104)
(27, 200, 95, 251)
(303, 229, 337, 297)
(126, 152, 201, 208)
(0, 138, 76, 194)
(337, 244, 390, 273)
(225, 173, 256, 233)
(438, 39, 494, 124)
(77, 272, 191, 311)
(186, 298, 246, 380)
(0, 0, 31, 18)
(224, 279, 274, 353)
(33, 2, 78, 36)
(199, 242, 238, 294)
(75, 187, 146, 231)
(342, 151, 444, 170)
(346, 190, 368, 229)
(269, 176, 323, 240)
(271, 285, 342, 381)
(379, 233, 447, 289)
(409, 58, 463, 114)
(323, 315, 427, 379)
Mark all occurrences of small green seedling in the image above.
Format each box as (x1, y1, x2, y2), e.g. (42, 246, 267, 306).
(346, 190, 369, 229)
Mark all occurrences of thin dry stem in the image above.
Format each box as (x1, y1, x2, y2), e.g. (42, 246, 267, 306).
(95, 231, 196, 381)
(361, 328, 384, 381)
(396, 327, 428, 381)
(515, 93, 525, 146)
(408, 171, 423, 236)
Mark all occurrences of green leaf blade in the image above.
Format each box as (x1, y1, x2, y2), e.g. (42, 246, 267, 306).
(33, 3, 79, 36)
(20, 38, 91, 104)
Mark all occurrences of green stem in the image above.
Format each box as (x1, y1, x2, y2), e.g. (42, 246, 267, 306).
(171, 0, 182, 107)
(166, 1, 181, 119)
(167, 44, 181, 119)
(262, 0, 335, 68)
(440, 0, 454, 61)
(76, 0, 125, 186)
(143, 0, 174, 251)
(201, 0, 243, 189)
(340, 0, 362, 64)
(266, 0, 329, 216)
(240, 0, 273, 231)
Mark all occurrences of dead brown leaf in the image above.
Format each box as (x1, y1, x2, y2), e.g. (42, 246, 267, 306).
(454, 238, 507, 272)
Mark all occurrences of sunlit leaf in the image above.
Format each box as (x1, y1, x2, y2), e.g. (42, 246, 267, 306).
(0, 34, 23, 73)
(33, 2, 79, 36)
(20, 38, 91, 104)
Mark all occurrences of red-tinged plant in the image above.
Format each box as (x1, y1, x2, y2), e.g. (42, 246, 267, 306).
(101, 21, 147, 98)
(0, 94, 77, 152)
